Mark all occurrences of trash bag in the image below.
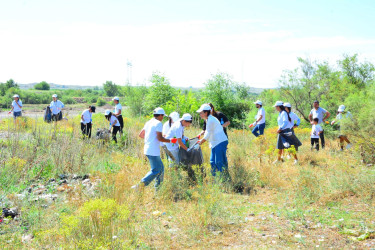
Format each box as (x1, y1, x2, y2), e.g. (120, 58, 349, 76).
(179, 138, 204, 182)
(96, 128, 111, 140)
(58, 111, 63, 121)
(44, 106, 52, 123)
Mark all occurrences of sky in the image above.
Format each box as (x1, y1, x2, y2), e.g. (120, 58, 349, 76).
(0, 0, 375, 88)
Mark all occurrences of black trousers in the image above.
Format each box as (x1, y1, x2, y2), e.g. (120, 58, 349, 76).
(81, 122, 92, 138)
(311, 138, 320, 151)
(112, 126, 121, 143)
(117, 115, 124, 133)
(320, 130, 325, 148)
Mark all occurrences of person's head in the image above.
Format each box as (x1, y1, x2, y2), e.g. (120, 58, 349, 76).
(254, 100, 262, 109)
(207, 103, 217, 115)
(168, 112, 180, 126)
(196, 104, 212, 120)
(153, 107, 166, 121)
(112, 97, 119, 104)
(338, 105, 345, 113)
(273, 101, 284, 112)
(313, 100, 320, 109)
(313, 118, 319, 125)
(104, 110, 112, 121)
(284, 102, 292, 113)
(52, 94, 58, 101)
(89, 106, 96, 113)
(180, 113, 193, 127)
(13, 94, 19, 101)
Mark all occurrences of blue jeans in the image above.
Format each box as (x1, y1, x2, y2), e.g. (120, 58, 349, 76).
(210, 140, 229, 176)
(142, 155, 164, 188)
(252, 123, 265, 137)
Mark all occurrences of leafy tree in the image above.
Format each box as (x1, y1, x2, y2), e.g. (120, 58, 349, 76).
(34, 81, 50, 90)
(144, 73, 176, 113)
(103, 81, 119, 97)
(124, 84, 149, 116)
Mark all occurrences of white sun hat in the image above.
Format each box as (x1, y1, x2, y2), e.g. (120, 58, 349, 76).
(153, 107, 166, 115)
(104, 110, 111, 116)
(168, 111, 180, 122)
(112, 97, 119, 101)
(338, 105, 345, 112)
(13, 94, 19, 98)
(196, 104, 212, 112)
(181, 113, 193, 121)
(284, 102, 292, 108)
(254, 100, 262, 105)
(52, 94, 58, 98)
(273, 101, 284, 107)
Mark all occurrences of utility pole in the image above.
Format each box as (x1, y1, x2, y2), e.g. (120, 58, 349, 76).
(127, 60, 133, 85)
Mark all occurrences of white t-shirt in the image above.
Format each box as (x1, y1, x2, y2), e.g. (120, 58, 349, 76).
(287, 112, 300, 129)
(162, 121, 172, 136)
(143, 118, 163, 156)
(81, 109, 92, 124)
(165, 120, 184, 151)
(12, 100, 22, 112)
(311, 124, 323, 139)
(203, 115, 228, 148)
(114, 103, 122, 115)
(110, 115, 120, 127)
(50, 100, 64, 115)
(256, 107, 266, 124)
(310, 107, 327, 124)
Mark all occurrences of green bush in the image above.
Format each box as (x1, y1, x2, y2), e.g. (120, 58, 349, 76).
(96, 97, 107, 107)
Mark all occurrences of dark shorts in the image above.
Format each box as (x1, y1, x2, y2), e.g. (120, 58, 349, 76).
(13, 111, 22, 118)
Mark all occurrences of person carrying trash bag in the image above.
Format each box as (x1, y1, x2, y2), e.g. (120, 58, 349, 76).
(198, 103, 230, 139)
(196, 104, 230, 180)
(81, 106, 96, 139)
(112, 97, 124, 133)
(331, 105, 353, 151)
(164, 113, 193, 167)
(250, 100, 266, 137)
(131, 107, 172, 190)
(273, 101, 301, 165)
(50, 94, 64, 122)
(104, 110, 121, 143)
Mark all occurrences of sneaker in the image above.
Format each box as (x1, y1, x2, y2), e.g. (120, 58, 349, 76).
(294, 160, 299, 165)
(286, 155, 291, 160)
(131, 183, 144, 191)
(346, 144, 352, 149)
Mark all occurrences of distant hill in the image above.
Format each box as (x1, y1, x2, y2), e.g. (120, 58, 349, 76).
(18, 83, 101, 90)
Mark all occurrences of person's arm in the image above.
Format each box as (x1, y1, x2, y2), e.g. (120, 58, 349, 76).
(277, 112, 288, 133)
(139, 129, 145, 139)
(16, 101, 22, 109)
(222, 121, 230, 128)
(9, 103, 14, 113)
(199, 119, 212, 144)
(81, 114, 85, 123)
(294, 113, 301, 127)
(177, 138, 188, 151)
(220, 113, 230, 128)
(256, 115, 262, 123)
(323, 111, 331, 122)
(197, 121, 206, 138)
(308, 111, 313, 123)
(157, 131, 171, 143)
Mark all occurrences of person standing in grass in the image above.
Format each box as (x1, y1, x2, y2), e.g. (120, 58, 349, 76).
(9, 94, 23, 119)
(331, 105, 353, 151)
(311, 118, 323, 151)
(284, 103, 301, 132)
(50, 94, 64, 122)
(250, 100, 266, 137)
(197, 104, 230, 179)
(132, 107, 172, 190)
(104, 110, 121, 143)
(165, 113, 193, 167)
(80, 106, 95, 139)
(198, 103, 230, 139)
(112, 97, 124, 134)
(273, 101, 300, 165)
(308, 100, 330, 149)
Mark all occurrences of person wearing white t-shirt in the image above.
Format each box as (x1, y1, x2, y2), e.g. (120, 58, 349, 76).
(284, 103, 301, 131)
(50, 94, 64, 122)
(308, 100, 330, 148)
(197, 104, 229, 178)
(104, 110, 121, 143)
(162, 112, 180, 148)
(311, 118, 323, 151)
(112, 97, 124, 133)
(165, 113, 193, 167)
(80, 106, 95, 138)
(9, 94, 23, 119)
(250, 100, 266, 137)
(132, 107, 172, 190)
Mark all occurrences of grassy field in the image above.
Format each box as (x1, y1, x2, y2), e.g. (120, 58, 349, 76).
(0, 113, 374, 249)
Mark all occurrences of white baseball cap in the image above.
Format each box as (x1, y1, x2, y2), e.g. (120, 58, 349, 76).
(13, 94, 19, 98)
(338, 105, 345, 112)
(284, 102, 292, 108)
(112, 97, 119, 101)
(169, 112, 180, 122)
(181, 113, 193, 121)
(273, 101, 284, 107)
(52, 94, 58, 98)
(104, 110, 111, 116)
(153, 107, 166, 115)
(254, 100, 262, 105)
(196, 104, 212, 113)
